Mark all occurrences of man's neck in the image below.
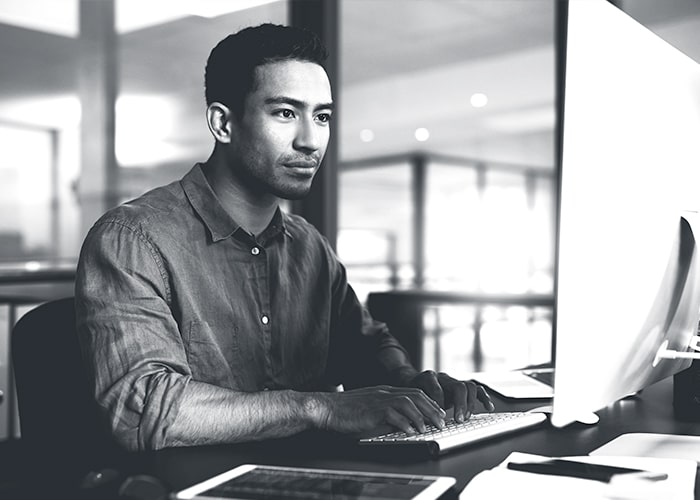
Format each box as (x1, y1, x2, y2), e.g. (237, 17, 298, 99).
(202, 155, 279, 237)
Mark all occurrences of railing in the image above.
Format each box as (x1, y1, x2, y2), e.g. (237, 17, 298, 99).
(367, 290, 554, 374)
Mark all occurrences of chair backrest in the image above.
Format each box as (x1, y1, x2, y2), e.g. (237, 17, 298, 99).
(11, 297, 120, 476)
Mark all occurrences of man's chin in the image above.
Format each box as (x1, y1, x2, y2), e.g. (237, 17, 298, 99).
(274, 185, 313, 200)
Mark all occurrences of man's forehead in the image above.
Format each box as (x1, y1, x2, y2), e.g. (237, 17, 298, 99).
(251, 60, 332, 104)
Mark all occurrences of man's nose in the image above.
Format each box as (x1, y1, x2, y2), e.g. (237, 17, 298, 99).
(293, 117, 322, 152)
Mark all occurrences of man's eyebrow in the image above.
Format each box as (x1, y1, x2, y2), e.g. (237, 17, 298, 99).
(264, 96, 334, 111)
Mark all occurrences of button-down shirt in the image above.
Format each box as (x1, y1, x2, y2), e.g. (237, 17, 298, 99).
(75, 164, 415, 451)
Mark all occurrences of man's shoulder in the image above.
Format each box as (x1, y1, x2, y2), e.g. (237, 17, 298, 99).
(283, 211, 327, 241)
(281, 211, 338, 261)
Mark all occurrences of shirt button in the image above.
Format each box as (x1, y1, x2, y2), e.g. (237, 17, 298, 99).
(251, 247, 260, 255)
(261, 315, 269, 325)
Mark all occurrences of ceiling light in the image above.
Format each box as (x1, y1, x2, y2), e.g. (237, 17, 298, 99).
(414, 127, 430, 142)
(470, 93, 489, 108)
(360, 129, 375, 142)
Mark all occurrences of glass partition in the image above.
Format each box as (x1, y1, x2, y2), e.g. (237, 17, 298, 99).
(338, 0, 556, 373)
(338, 162, 414, 302)
(0, 0, 288, 265)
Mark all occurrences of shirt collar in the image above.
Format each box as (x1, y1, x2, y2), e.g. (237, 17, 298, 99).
(259, 208, 293, 245)
(182, 164, 290, 243)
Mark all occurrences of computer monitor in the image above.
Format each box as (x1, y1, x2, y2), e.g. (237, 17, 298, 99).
(550, 0, 700, 427)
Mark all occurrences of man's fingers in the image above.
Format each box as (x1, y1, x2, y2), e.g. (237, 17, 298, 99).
(381, 389, 445, 431)
(407, 372, 447, 428)
(477, 384, 496, 411)
(383, 383, 443, 415)
(392, 396, 427, 433)
(410, 395, 445, 429)
(435, 374, 496, 421)
(464, 381, 478, 419)
(385, 407, 418, 435)
(417, 370, 445, 409)
(441, 376, 468, 422)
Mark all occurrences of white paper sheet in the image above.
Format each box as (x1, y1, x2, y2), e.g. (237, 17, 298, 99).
(460, 452, 696, 500)
(591, 433, 700, 462)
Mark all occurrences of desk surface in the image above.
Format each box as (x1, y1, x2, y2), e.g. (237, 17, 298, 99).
(122, 377, 698, 498)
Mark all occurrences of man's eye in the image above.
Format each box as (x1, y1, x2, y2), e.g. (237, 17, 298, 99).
(316, 113, 332, 123)
(276, 109, 295, 119)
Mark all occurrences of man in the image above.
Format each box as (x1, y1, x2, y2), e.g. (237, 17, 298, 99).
(76, 23, 494, 452)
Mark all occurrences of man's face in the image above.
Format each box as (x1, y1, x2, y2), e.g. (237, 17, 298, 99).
(227, 59, 333, 200)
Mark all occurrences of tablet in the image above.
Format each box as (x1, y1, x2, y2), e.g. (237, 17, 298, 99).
(171, 464, 456, 500)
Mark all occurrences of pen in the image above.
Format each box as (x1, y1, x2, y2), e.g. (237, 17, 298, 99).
(507, 459, 668, 483)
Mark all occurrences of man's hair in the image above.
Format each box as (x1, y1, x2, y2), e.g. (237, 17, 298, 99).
(204, 23, 328, 116)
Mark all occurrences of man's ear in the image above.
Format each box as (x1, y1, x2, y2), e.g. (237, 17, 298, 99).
(206, 102, 234, 144)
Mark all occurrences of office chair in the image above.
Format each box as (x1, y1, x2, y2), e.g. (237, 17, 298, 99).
(11, 297, 122, 487)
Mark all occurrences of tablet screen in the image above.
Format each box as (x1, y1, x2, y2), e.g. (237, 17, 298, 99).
(174, 464, 456, 500)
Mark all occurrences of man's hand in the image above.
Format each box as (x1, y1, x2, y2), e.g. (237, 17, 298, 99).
(406, 370, 495, 422)
(312, 386, 447, 435)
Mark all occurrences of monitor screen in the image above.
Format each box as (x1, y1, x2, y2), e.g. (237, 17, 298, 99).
(551, 0, 700, 427)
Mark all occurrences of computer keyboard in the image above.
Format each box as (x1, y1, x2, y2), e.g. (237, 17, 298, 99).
(358, 411, 547, 457)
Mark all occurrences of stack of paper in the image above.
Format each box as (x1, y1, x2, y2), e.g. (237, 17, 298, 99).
(591, 432, 700, 462)
(460, 451, 696, 500)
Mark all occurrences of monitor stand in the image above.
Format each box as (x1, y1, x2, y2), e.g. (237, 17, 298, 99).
(530, 405, 599, 425)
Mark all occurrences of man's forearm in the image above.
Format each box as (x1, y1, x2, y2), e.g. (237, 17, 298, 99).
(156, 381, 454, 448)
(165, 381, 324, 447)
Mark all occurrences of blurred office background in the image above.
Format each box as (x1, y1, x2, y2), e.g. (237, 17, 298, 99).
(1, 0, 700, 441)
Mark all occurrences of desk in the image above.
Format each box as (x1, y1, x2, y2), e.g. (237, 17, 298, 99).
(89, 377, 696, 498)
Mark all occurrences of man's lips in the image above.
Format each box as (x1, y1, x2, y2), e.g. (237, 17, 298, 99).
(284, 161, 317, 169)
(283, 162, 317, 177)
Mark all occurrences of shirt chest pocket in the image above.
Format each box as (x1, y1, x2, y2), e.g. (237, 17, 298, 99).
(184, 320, 240, 389)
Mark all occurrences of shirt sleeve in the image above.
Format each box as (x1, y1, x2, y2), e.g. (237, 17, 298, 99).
(323, 240, 418, 389)
(75, 219, 191, 451)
